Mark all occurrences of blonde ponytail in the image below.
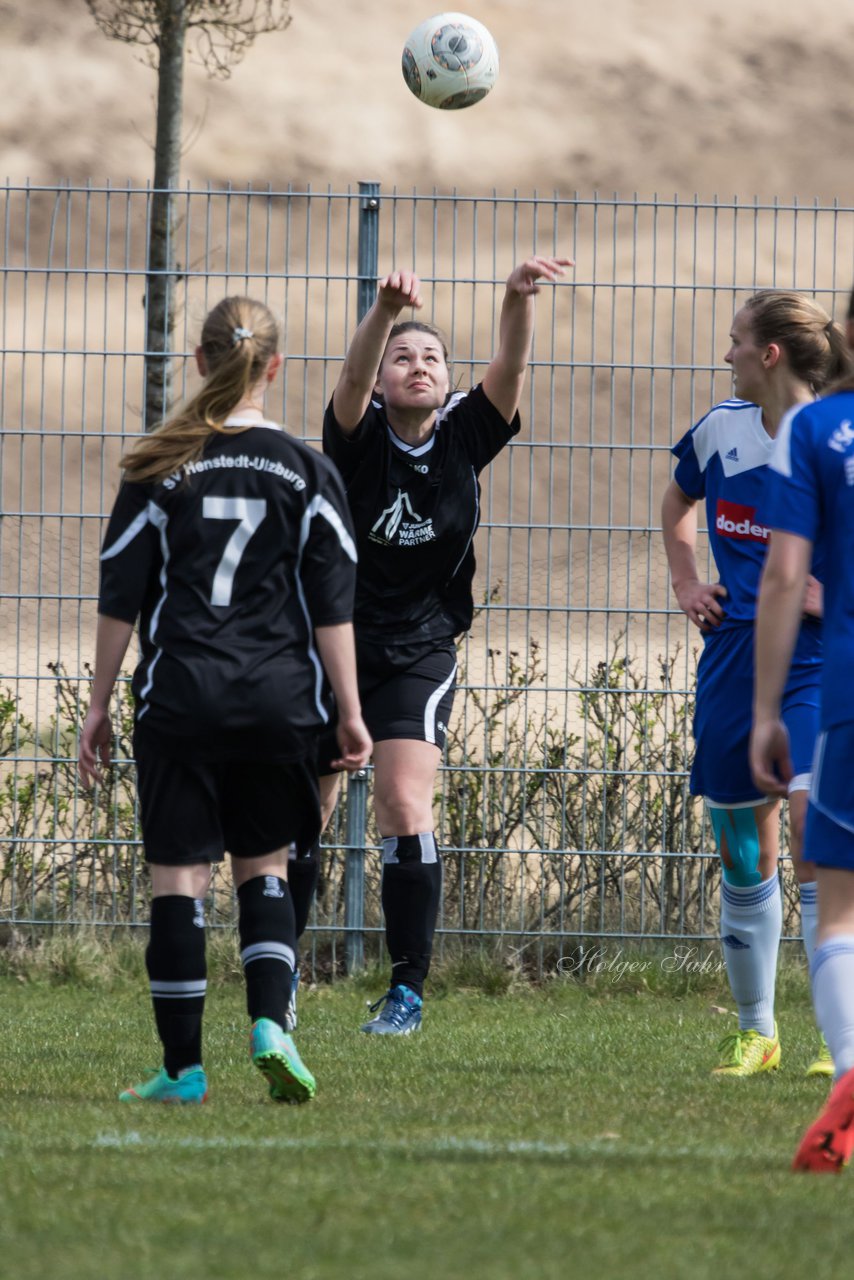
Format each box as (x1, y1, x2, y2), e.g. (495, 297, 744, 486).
(121, 297, 280, 484)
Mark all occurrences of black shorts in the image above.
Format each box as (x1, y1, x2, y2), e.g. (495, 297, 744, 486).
(317, 637, 458, 775)
(134, 728, 321, 865)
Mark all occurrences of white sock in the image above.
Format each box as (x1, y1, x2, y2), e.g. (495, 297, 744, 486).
(812, 938, 854, 1079)
(719, 874, 781, 1037)
(799, 881, 819, 967)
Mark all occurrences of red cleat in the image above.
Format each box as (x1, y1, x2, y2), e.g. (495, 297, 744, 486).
(792, 1065, 854, 1173)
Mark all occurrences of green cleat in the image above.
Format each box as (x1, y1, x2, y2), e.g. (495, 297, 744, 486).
(119, 1065, 208, 1104)
(712, 1023, 780, 1077)
(250, 1017, 316, 1104)
(805, 1036, 835, 1079)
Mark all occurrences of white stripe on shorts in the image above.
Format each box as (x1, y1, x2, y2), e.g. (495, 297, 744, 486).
(423, 660, 457, 746)
(809, 730, 854, 837)
(704, 797, 765, 811)
(809, 731, 827, 802)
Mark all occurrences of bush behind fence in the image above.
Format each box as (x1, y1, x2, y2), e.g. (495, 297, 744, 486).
(0, 647, 805, 973)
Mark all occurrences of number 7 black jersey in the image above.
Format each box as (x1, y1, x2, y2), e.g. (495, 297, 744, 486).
(98, 421, 357, 761)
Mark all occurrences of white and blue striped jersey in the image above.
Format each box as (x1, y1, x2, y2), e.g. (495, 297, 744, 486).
(673, 399, 823, 802)
(766, 391, 854, 731)
(671, 399, 815, 627)
(98, 420, 357, 760)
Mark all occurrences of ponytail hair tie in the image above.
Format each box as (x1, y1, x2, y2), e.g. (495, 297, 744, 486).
(232, 326, 254, 344)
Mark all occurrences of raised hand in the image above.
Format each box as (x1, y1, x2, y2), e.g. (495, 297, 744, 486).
(377, 272, 423, 313)
(505, 255, 574, 296)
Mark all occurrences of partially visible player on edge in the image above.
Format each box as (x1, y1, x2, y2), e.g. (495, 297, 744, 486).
(78, 296, 371, 1104)
(751, 286, 854, 1171)
(661, 290, 849, 1078)
(286, 256, 572, 1035)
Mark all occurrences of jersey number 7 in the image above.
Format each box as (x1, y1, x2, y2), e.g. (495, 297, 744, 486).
(202, 496, 267, 607)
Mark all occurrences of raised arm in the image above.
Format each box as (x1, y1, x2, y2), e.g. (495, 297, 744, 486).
(749, 530, 813, 795)
(660, 478, 728, 630)
(481, 256, 573, 423)
(332, 272, 423, 433)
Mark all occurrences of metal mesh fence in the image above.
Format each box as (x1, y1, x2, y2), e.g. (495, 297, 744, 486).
(2, 181, 852, 970)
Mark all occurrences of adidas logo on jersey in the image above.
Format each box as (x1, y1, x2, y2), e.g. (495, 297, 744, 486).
(715, 499, 769, 543)
(721, 934, 750, 950)
(725, 446, 739, 461)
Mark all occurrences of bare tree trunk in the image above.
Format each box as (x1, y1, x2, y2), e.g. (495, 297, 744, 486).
(144, 0, 187, 430)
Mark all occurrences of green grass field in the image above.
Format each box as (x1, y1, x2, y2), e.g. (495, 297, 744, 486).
(2, 941, 854, 1279)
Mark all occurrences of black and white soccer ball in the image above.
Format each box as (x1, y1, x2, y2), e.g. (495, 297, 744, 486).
(402, 12, 499, 110)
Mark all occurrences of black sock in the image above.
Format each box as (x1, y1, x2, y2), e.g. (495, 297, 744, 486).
(380, 833, 442, 999)
(146, 895, 207, 1078)
(237, 875, 296, 1028)
(288, 842, 320, 942)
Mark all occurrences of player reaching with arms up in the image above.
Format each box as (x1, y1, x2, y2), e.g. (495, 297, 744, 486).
(286, 256, 572, 1035)
(78, 296, 371, 1104)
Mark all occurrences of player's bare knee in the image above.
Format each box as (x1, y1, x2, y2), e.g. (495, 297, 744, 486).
(375, 793, 432, 837)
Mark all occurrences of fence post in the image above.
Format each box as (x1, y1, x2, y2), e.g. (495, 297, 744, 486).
(342, 180, 380, 974)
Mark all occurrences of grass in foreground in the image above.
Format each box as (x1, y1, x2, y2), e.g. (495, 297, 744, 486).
(2, 945, 854, 1279)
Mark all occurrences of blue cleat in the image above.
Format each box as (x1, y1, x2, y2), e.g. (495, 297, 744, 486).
(119, 1064, 208, 1104)
(250, 1017, 316, 1104)
(361, 984, 423, 1035)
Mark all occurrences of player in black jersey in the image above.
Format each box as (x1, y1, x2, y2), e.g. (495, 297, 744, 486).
(78, 296, 371, 1103)
(290, 257, 572, 1034)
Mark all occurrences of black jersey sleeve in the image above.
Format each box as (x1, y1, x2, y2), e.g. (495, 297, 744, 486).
(322, 396, 381, 481)
(442, 383, 520, 472)
(98, 481, 160, 623)
(299, 461, 358, 627)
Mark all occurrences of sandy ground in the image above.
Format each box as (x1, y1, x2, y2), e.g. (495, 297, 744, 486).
(1, 0, 852, 199)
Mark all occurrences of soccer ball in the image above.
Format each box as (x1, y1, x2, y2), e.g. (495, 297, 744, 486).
(402, 13, 499, 110)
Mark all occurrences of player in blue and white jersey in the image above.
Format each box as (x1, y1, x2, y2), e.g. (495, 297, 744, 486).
(661, 290, 849, 1077)
(751, 288, 854, 1170)
(289, 257, 572, 1036)
(78, 296, 372, 1105)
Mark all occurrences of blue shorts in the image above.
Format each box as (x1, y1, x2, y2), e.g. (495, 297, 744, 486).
(803, 724, 854, 867)
(691, 623, 821, 804)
